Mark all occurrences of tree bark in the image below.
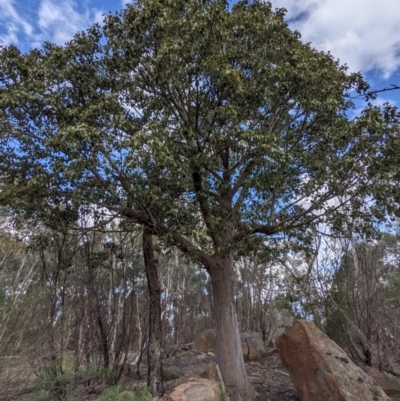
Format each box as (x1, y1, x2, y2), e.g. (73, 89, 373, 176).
(142, 228, 164, 397)
(209, 254, 255, 401)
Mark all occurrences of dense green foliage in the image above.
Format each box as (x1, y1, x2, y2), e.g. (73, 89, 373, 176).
(1, 0, 399, 259)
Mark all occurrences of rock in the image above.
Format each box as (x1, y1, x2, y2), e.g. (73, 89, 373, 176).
(162, 350, 215, 382)
(201, 363, 217, 380)
(193, 329, 216, 353)
(393, 364, 400, 377)
(167, 378, 221, 401)
(170, 343, 194, 356)
(359, 364, 400, 395)
(181, 342, 194, 351)
(241, 333, 264, 361)
(163, 365, 184, 382)
(193, 329, 264, 361)
(276, 319, 389, 401)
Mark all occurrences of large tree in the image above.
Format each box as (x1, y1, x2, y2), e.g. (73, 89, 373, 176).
(1, 0, 399, 399)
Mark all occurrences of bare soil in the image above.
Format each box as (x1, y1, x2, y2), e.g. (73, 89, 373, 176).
(248, 352, 300, 401)
(3, 351, 300, 401)
(7, 350, 400, 401)
(160, 350, 300, 401)
(121, 350, 300, 401)
(157, 349, 300, 401)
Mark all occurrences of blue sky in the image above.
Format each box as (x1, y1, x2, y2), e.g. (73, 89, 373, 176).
(1, 0, 400, 107)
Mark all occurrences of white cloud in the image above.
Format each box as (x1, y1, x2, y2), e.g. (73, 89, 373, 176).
(270, 0, 400, 79)
(0, 22, 18, 45)
(37, 0, 100, 44)
(0, 0, 33, 46)
(0, 0, 106, 49)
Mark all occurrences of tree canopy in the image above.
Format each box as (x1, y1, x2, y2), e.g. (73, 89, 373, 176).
(1, 0, 399, 255)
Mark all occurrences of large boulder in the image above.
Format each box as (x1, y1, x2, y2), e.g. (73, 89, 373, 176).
(276, 320, 388, 401)
(193, 329, 216, 353)
(167, 378, 221, 401)
(163, 365, 185, 382)
(200, 363, 217, 381)
(359, 364, 400, 396)
(162, 350, 215, 382)
(241, 332, 264, 361)
(192, 329, 264, 361)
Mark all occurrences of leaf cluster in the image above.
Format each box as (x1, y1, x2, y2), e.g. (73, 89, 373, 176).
(0, 0, 399, 260)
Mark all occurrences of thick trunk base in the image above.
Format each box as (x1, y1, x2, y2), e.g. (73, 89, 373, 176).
(143, 229, 164, 397)
(210, 255, 255, 401)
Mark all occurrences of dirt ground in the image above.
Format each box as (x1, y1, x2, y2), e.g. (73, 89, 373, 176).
(39, 352, 400, 401)
(7, 349, 400, 401)
(247, 352, 300, 401)
(26, 351, 300, 401)
(158, 349, 300, 401)
(160, 350, 300, 401)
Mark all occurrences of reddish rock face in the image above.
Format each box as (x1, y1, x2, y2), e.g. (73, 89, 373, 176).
(167, 378, 221, 401)
(193, 329, 217, 353)
(201, 363, 218, 381)
(276, 320, 388, 401)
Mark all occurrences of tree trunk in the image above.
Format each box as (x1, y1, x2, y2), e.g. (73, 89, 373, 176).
(209, 254, 255, 401)
(142, 228, 164, 397)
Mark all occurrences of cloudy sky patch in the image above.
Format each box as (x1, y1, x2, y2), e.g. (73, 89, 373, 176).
(0, 0, 33, 45)
(37, 0, 103, 44)
(270, 0, 400, 79)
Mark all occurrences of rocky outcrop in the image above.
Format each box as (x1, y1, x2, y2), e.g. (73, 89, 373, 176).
(163, 365, 185, 382)
(192, 329, 264, 361)
(276, 319, 388, 401)
(242, 334, 264, 361)
(167, 378, 221, 401)
(200, 363, 217, 381)
(162, 350, 215, 382)
(193, 329, 216, 353)
(359, 364, 400, 396)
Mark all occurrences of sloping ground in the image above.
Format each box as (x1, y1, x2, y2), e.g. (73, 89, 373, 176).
(158, 350, 300, 401)
(120, 350, 300, 401)
(248, 353, 300, 401)
(8, 349, 400, 400)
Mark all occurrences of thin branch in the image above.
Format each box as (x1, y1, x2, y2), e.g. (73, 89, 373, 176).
(349, 84, 400, 100)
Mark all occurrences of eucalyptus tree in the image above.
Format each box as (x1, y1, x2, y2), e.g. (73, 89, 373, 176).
(1, 0, 400, 399)
(326, 233, 400, 370)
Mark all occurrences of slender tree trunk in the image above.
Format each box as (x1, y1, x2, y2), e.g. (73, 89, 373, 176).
(97, 311, 110, 369)
(209, 254, 255, 401)
(142, 228, 164, 397)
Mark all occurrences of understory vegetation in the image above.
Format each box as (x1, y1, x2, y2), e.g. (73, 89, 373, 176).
(0, 216, 399, 399)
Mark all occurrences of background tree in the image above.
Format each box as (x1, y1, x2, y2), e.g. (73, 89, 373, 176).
(1, 0, 400, 399)
(326, 233, 400, 372)
(0, 214, 144, 400)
